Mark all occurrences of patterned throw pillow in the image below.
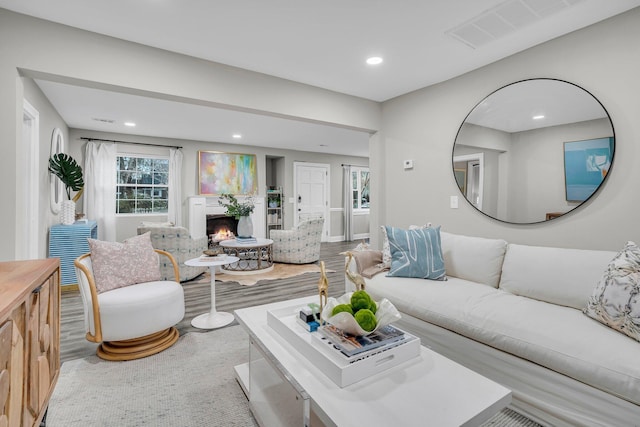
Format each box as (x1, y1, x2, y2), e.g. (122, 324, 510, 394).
(379, 223, 432, 269)
(584, 241, 640, 342)
(380, 225, 392, 269)
(385, 225, 446, 280)
(88, 232, 162, 293)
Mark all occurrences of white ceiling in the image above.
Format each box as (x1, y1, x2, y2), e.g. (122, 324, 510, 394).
(466, 79, 609, 133)
(2, 0, 638, 156)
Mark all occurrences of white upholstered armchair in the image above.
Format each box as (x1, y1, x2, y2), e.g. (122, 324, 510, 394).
(270, 217, 324, 264)
(137, 224, 208, 282)
(74, 249, 185, 361)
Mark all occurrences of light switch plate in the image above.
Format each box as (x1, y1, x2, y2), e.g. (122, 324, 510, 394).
(450, 196, 459, 209)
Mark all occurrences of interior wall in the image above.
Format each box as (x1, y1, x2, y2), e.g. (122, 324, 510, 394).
(507, 118, 613, 223)
(21, 78, 69, 259)
(456, 118, 612, 223)
(378, 8, 640, 251)
(0, 8, 379, 261)
(67, 129, 368, 242)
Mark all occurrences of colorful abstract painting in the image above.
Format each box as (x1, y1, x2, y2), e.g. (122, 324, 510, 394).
(198, 151, 258, 195)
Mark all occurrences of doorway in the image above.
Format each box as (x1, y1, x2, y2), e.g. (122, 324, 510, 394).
(19, 100, 40, 259)
(293, 162, 329, 242)
(453, 153, 484, 211)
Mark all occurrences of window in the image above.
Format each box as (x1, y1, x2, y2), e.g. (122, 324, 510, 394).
(116, 155, 169, 214)
(351, 167, 370, 210)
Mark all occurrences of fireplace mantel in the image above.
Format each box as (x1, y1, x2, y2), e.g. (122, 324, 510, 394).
(187, 196, 265, 239)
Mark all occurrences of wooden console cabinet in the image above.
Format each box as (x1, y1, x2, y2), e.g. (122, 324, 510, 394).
(0, 259, 60, 427)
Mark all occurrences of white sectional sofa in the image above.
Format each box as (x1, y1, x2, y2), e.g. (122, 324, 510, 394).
(345, 231, 640, 427)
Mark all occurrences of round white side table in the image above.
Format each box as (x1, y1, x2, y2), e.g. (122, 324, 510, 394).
(185, 255, 239, 329)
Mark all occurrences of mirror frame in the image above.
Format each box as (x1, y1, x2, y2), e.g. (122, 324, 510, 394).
(452, 78, 615, 224)
(49, 128, 65, 214)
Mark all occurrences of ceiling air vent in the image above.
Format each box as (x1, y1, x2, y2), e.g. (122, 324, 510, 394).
(446, 0, 585, 49)
(92, 117, 115, 124)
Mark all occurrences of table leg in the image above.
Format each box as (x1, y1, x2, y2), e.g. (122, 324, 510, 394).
(190, 265, 235, 329)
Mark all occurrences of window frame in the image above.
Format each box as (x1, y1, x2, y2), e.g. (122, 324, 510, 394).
(351, 166, 370, 212)
(115, 154, 170, 216)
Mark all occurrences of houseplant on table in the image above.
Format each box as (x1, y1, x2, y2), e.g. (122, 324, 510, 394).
(218, 193, 255, 238)
(48, 153, 84, 225)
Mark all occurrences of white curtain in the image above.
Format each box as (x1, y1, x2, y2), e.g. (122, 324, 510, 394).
(83, 141, 117, 241)
(168, 148, 183, 226)
(343, 165, 354, 241)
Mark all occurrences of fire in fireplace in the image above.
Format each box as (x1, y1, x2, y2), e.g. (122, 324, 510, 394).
(207, 214, 238, 245)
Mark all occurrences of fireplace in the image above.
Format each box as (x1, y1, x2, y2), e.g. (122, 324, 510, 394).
(207, 214, 238, 246)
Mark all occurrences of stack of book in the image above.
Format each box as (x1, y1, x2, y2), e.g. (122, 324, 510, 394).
(317, 324, 407, 358)
(235, 236, 257, 244)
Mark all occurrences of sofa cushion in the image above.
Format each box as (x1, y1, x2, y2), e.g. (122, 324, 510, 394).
(385, 226, 446, 280)
(364, 275, 640, 406)
(97, 280, 185, 341)
(439, 232, 507, 288)
(88, 232, 161, 293)
(584, 241, 640, 342)
(499, 243, 617, 309)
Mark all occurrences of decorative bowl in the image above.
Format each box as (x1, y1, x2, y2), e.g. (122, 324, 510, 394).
(203, 248, 224, 257)
(320, 292, 401, 336)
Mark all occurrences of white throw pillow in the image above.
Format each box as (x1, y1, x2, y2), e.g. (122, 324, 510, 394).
(584, 241, 640, 342)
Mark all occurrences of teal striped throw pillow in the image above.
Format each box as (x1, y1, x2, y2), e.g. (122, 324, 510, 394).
(385, 225, 446, 280)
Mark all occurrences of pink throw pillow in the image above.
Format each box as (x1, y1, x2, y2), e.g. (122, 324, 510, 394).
(88, 232, 162, 293)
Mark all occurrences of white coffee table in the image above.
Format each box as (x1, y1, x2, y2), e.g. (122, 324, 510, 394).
(234, 296, 512, 427)
(185, 255, 239, 329)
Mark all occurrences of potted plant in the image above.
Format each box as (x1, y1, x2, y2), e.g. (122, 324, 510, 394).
(48, 153, 84, 225)
(218, 193, 255, 237)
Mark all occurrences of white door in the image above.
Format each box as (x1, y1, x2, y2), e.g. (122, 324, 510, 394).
(294, 162, 329, 242)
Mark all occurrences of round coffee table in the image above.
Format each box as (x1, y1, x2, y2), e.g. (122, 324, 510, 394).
(219, 238, 274, 274)
(185, 255, 239, 329)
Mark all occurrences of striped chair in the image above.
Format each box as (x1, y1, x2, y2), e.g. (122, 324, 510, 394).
(270, 217, 324, 264)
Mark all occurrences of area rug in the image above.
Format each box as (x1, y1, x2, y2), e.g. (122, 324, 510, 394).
(190, 262, 333, 286)
(48, 326, 541, 427)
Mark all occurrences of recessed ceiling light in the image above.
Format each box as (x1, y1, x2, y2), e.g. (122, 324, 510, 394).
(366, 56, 383, 65)
(124, 122, 136, 127)
(532, 115, 545, 120)
(232, 134, 242, 139)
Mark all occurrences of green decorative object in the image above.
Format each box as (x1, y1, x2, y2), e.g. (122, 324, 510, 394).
(48, 153, 85, 225)
(369, 301, 377, 315)
(331, 304, 354, 316)
(351, 290, 374, 312)
(218, 193, 255, 219)
(48, 153, 84, 201)
(354, 309, 377, 332)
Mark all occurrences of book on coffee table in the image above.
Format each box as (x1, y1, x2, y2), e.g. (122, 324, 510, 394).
(235, 236, 258, 244)
(317, 324, 406, 357)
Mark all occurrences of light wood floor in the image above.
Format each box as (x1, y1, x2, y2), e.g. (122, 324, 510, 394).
(60, 241, 355, 363)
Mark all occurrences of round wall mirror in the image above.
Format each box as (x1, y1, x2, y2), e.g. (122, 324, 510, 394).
(452, 78, 614, 224)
